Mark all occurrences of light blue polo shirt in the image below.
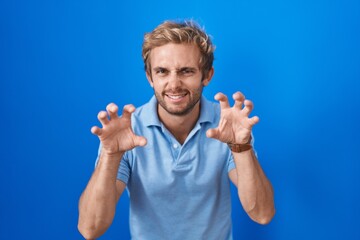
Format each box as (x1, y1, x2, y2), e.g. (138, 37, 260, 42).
(97, 96, 237, 240)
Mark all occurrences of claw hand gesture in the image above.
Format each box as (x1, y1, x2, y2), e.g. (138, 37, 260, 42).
(91, 103, 147, 155)
(206, 92, 259, 144)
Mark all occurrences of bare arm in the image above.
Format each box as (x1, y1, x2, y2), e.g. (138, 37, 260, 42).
(228, 150, 275, 224)
(78, 152, 125, 239)
(78, 103, 147, 239)
(207, 92, 275, 225)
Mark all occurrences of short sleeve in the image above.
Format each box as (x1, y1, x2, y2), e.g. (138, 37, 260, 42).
(117, 151, 131, 184)
(227, 153, 235, 172)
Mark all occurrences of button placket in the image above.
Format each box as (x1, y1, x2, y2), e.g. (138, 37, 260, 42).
(171, 140, 181, 161)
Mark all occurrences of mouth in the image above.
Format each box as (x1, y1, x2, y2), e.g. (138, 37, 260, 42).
(164, 92, 188, 102)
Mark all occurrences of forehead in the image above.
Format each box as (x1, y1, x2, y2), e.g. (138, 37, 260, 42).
(149, 43, 201, 69)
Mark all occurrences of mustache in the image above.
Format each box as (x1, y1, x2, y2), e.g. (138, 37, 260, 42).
(163, 88, 189, 95)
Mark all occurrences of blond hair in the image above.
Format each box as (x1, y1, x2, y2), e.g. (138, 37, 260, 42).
(142, 20, 215, 78)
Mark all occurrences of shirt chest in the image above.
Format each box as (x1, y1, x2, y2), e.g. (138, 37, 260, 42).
(127, 128, 230, 196)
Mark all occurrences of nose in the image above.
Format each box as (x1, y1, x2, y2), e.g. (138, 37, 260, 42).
(166, 72, 182, 89)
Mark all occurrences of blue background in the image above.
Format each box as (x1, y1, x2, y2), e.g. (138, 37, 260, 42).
(1, 0, 359, 239)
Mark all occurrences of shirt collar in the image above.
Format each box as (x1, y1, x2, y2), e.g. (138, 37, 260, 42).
(143, 95, 215, 127)
(143, 96, 161, 127)
(198, 95, 216, 124)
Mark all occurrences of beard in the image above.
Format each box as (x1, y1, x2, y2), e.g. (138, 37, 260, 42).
(154, 86, 203, 116)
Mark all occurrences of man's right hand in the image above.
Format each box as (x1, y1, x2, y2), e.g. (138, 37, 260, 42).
(91, 103, 147, 156)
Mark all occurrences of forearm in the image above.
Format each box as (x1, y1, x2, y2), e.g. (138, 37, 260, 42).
(78, 152, 124, 239)
(233, 149, 275, 224)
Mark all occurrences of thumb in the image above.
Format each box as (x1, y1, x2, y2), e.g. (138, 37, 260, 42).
(134, 136, 147, 147)
(206, 128, 219, 139)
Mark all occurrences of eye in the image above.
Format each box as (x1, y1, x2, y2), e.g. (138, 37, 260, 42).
(180, 68, 195, 76)
(155, 68, 168, 75)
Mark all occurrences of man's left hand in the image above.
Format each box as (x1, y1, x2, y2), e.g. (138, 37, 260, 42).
(206, 92, 259, 144)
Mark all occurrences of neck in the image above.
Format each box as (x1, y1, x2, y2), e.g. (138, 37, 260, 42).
(158, 102, 201, 145)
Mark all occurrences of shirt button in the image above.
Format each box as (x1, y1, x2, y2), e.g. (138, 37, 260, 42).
(173, 143, 179, 149)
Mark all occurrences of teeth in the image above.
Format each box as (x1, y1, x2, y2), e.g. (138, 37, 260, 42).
(167, 94, 186, 99)
(168, 95, 183, 99)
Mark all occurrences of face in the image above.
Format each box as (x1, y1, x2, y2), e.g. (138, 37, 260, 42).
(146, 43, 213, 117)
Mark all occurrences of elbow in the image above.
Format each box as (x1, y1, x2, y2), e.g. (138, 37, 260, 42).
(78, 218, 110, 240)
(78, 222, 99, 240)
(254, 209, 275, 225)
(246, 204, 276, 225)
(77, 201, 114, 239)
(78, 223, 97, 240)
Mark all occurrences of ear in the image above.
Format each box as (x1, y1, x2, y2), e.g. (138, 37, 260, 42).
(146, 71, 154, 88)
(202, 67, 214, 86)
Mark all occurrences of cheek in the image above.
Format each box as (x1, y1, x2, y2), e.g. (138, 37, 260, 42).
(152, 77, 168, 87)
(151, 81, 164, 93)
(188, 81, 204, 91)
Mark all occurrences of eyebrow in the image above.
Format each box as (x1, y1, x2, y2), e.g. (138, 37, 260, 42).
(177, 67, 197, 72)
(153, 67, 168, 72)
(152, 66, 198, 71)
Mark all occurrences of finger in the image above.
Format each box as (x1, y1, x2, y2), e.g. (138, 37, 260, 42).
(91, 126, 102, 136)
(106, 103, 119, 120)
(233, 92, 245, 109)
(97, 111, 109, 125)
(248, 116, 260, 126)
(122, 104, 136, 120)
(206, 128, 220, 139)
(134, 136, 147, 147)
(243, 99, 254, 115)
(214, 92, 230, 109)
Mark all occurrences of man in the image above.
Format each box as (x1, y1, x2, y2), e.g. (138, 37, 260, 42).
(78, 20, 275, 240)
